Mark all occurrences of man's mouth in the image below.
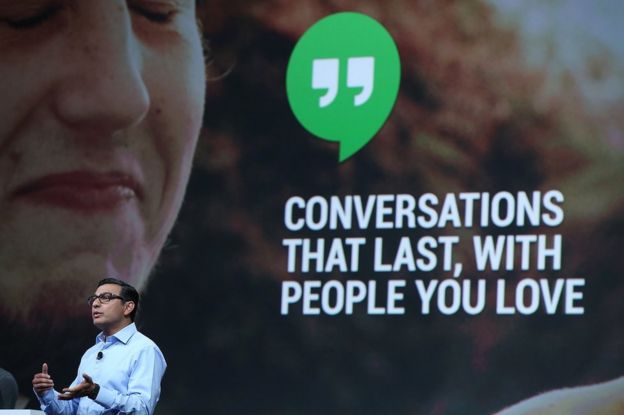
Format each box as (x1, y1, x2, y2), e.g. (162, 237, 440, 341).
(11, 170, 142, 213)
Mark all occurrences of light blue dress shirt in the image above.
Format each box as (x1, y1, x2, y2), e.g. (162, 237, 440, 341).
(37, 323, 166, 414)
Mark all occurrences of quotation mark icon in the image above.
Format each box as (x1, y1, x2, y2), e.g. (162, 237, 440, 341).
(312, 57, 375, 108)
(286, 12, 400, 161)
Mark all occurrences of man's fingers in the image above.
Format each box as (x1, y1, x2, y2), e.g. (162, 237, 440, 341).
(33, 376, 54, 384)
(63, 381, 89, 393)
(32, 374, 54, 396)
(33, 365, 54, 396)
(33, 374, 53, 384)
(57, 391, 74, 401)
(33, 379, 54, 388)
(63, 385, 79, 393)
(57, 381, 92, 400)
(82, 373, 93, 383)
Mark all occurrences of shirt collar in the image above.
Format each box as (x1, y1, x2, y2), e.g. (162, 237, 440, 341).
(96, 322, 137, 345)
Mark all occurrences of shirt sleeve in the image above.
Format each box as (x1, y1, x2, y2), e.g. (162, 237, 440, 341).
(35, 379, 80, 415)
(94, 345, 166, 414)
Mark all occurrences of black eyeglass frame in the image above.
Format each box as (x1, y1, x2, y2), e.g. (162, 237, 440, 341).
(87, 293, 126, 306)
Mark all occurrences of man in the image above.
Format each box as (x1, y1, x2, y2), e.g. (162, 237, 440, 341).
(32, 278, 166, 414)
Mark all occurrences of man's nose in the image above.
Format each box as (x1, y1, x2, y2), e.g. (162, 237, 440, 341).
(51, 4, 150, 136)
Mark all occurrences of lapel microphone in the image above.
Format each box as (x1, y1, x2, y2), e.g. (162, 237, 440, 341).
(97, 351, 104, 360)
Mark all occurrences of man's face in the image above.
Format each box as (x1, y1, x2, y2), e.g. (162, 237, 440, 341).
(90, 283, 132, 334)
(0, 0, 205, 319)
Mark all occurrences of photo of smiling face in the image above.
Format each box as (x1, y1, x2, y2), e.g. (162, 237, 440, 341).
(0, 0, 205, 320)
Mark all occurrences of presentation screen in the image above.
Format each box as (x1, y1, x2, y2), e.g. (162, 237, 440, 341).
(1, 1, 623, 414)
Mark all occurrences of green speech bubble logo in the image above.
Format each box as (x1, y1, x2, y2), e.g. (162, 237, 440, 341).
(286, 12, 401, 162)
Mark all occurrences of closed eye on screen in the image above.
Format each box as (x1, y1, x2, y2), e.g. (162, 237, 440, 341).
(128, 3, 178, 24)
(1, 2, 178, 30)
(1, 5, 61, 30)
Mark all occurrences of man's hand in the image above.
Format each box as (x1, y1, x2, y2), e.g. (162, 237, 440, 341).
(32, 363, 54, 396)
(58, 373, 98, 401)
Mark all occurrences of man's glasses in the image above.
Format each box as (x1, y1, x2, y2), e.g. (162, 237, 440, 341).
(87, 292, 125, 306)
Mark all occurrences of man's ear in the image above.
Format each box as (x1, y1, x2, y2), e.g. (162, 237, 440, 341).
(123, 301, 135, 318)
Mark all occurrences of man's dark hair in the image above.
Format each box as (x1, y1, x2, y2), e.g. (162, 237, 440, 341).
(96, 277, 140, 321)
